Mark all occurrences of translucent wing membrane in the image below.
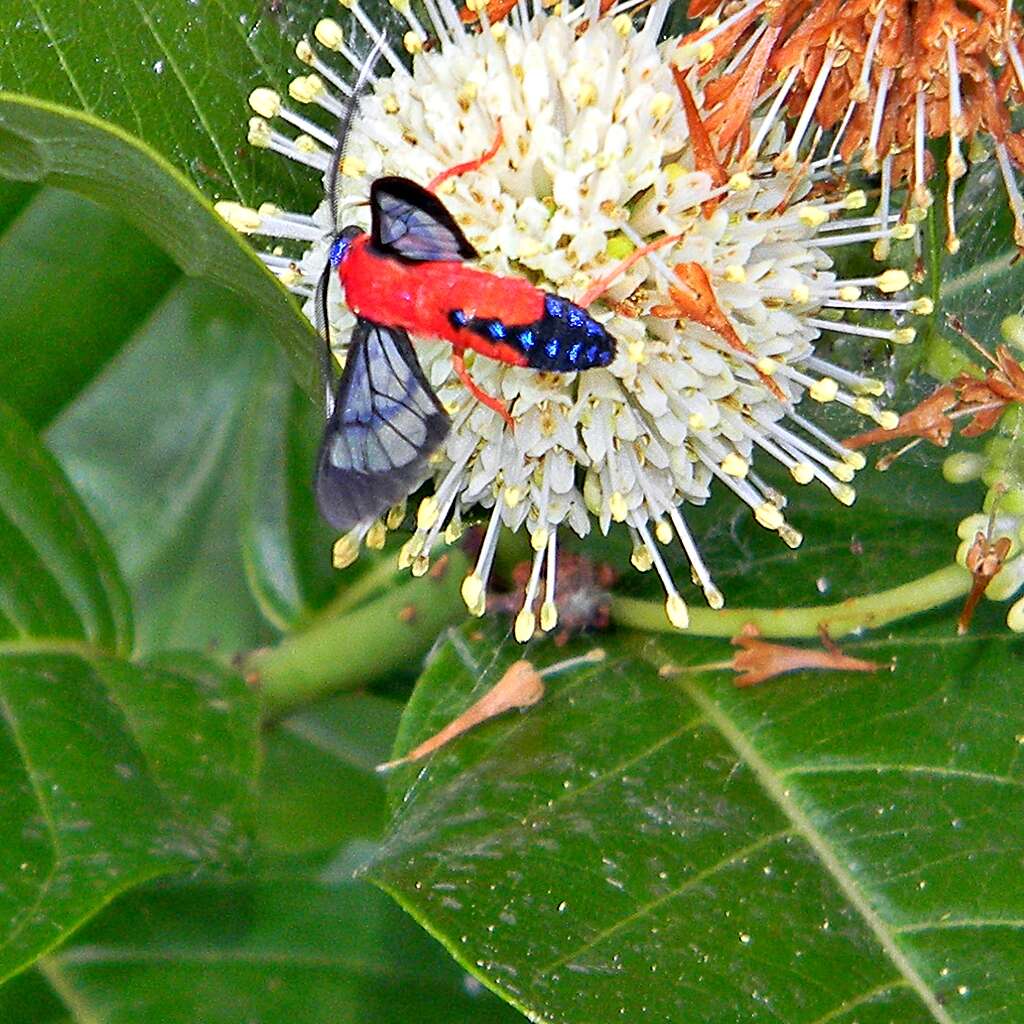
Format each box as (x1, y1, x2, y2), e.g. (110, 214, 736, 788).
(370, 177, 478, 262)
(316, 317, 451, 532)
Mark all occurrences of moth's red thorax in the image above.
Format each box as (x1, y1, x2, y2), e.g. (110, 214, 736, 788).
(339, 235, 540, 366)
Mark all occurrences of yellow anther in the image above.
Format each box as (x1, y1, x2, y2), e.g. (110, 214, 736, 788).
(404, 30, 425, 53)
(612, 13, 633, 36)
(389, 0, 410, 11)
(704, 585, 725, 610)
(842, 450, 867, 470)
(809, 377, 839, 403)
(721, 452, 749, 478)
(779, 525, 803, 548)
(631, 545, 653, 571)
(540, 601, 559, 632)
(791, 462, 815, 485)
(723, 265, 747, 284)
(382, 93, 399, 114)
(829, 461, 855, 483)
(461, 573, 484, 611)
(655, 520, 673, 545)
(578, 80, 598, 107)
(837, 285, 862, 302)
(315, 18, 345, 50)
(214, 202, 261, 233)
(891, 222, 916, 241)
(332, 534, 360, 569)
(627, 339, 647, 363)
(411, 554, 430, 577)
(697, 40, 715, 62)
(417, 496, 439, 531)
(247, 117, 272, 148)
(518, 238, 543, 259)
(295, 39, 315, 65)
(698, 14, 719, 29)
(457, 82, 478, 107)
(907, 204, 929, 223)
(444, 519, 463, 545)
(609, 491, 629, 522)
(891, 327, 917, 345)
(294, 134, 318, 154)
(366, 521, 387, 550)
(340, 155, 366, 177)
(650, 92, 673, 120)
(755, 501, 785, 530)
(843, 190, 867, 210)
(531, 527, 548, 552)
(688, 412, 707, 431)
(249, 88, 281, 118)
(756, 357, 778, 376)
(790, 283, 811, 304)
(665, 593, 689, 629)
(797, 205, 829, 228)
(728, 171, 752, 191)
(278, 267, 302, 288)
(875, 410, 900, 430)
(912, 297, 934, 315)
(491, 21, 508, 40)
(515, 609, 536, 643)
(504, 486, 524, 508)
(664, 162, 686, 182)
(876, 269, 909, 293)
(831, 484, 856, 506)
(386, 502, 406, 530)
(853, 396, 876, 416)
(288, 75, 320, 104)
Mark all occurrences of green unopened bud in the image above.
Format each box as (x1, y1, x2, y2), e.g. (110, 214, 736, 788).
(942, 451, 986, 485)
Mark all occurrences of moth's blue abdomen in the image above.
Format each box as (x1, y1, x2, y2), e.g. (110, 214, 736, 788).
(449, 293, 615, 372)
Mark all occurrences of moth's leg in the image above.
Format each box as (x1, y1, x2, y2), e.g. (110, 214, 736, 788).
(577, 232, 683, 308)
(427, 123, 505, 194)
(451, 349, 514, 428)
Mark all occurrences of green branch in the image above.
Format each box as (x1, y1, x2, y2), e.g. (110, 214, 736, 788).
(248, 551, 468, 719)
(611, 563, 971, 639)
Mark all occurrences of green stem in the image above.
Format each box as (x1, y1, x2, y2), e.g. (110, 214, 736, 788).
(611, 563, 971, 639)
(249, 550, 468, 719)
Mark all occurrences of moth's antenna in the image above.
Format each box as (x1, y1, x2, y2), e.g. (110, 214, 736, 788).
(326, 36, 385, 231)
(314, 260, 337, 416)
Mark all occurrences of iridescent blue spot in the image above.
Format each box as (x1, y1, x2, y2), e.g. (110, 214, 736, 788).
(545, 336, 561, 360)
(545, 295, 567, 318)
(586, 318, 605, 338)
(450, 309, 469, 327)
(567, 341, 583, 367)
(517, 329, 535, 351)
(586, 344, 601, 365)
(329, 236, 350, 267)
(487, 320, 507, 341)
(567, 306, 586, 329)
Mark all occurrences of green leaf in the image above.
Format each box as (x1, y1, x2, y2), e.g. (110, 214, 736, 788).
(0, 188, 177, 428)
(369, 618, 1024, 1023)
(16, 693, 522, 1023)
(239, 367, 339, 631)
(48, 277, 283, 654)
(0, 649, 261, 986)
(0, 398, 131, 652)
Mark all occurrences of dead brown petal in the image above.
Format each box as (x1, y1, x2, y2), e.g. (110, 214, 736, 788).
(958, 531, 1013, 635)
(730, 624, 885, 688)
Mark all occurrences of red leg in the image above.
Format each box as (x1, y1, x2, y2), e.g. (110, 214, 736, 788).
(427, 123, 505, 194)
(452, 349, 515, 429)
(577, 232, 683, 308)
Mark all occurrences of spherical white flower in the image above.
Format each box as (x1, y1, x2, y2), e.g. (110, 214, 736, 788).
(218, 0, 920, 639)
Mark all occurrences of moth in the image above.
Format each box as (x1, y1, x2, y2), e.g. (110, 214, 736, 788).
(313, 47, 617, 535)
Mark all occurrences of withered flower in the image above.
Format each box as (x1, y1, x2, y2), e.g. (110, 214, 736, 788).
(679, 0, 1024, 253)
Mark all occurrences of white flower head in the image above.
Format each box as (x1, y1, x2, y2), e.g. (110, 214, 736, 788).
(218, 0, 921, 640)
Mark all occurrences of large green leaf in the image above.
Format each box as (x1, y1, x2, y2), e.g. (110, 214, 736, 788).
(0, 398, 131, 652)
(0, 187, 177, 428)
(0, 394, 261, 985)
(368, 613, 1023, 1024)
(48, 277, 283, 654)
(19, 692, 522, 1023)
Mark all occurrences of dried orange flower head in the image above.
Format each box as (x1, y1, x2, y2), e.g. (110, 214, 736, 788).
(679, 0, 1024, 252)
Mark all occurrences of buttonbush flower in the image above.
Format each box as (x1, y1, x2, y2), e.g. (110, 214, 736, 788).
(218, 0, 918, 639)
(679, 0, 1024, 253)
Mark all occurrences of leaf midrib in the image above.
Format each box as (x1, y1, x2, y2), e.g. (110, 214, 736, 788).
(652, 645, 956, 1024)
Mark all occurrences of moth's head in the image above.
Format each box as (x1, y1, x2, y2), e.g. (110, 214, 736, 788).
(329, 224, 363, 268)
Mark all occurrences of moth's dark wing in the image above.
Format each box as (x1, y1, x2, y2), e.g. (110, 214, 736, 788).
(370, 176, 479, 262)
(315, 318, 450, 532)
